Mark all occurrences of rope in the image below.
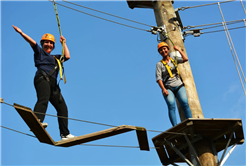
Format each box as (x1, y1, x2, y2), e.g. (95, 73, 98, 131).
(49, 0, 149, 32)
(240, 0, 246, 14)
(178, 0, 235, 11)
(53, 0, 65, 61)
(62, 0, 153, 27)
(0, 101, 192, 136)
(52, 0, 67, 83)
(1, 125, 159, 149)
(218, 2, 246, 96)
(0, 125, 36, 138)
(184, 19, 246, 30)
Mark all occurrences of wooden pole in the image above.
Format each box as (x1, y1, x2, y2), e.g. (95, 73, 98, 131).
(153, 0, 203, 120)
(152, 1, 216, 165)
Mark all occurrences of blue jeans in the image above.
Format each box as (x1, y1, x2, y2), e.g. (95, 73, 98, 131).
(163, 85, 192, 126)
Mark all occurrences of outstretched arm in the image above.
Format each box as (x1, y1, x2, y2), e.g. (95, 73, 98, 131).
(12, 25, 36, 47)
(173, 45, 188, 62)
(60, 36, 70, 60)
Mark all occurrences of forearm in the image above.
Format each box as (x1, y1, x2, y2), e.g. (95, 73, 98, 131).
(63, 42, 70, 60)
(174, 46, 188, 62)
(20, 32, 36, 47)
(157, 80, 166, 91)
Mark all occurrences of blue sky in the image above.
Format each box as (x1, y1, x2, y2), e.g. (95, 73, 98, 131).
(1, 0, 245, 166)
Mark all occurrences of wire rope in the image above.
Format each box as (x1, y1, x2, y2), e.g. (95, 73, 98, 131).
(218, 2, 246, 96)
(240, 0, 246, 14)
(178, 0, 235, 11)
(49, 0, 149, 32)
(0, 125, 159, 149)
(1, 101, 191, 136)
(62, 0, 153, 27)
(200, 26, 246, 34)
(184, 19, 246, 30)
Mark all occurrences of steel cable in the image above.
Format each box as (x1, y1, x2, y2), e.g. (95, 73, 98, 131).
(62, 0, 153, 27)
(49, 0, 149, 32)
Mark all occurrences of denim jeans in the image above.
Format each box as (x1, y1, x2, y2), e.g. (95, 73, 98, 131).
(163, 85, 192, 126)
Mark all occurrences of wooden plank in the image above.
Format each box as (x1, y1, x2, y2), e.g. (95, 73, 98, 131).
(14, 103, 55, 145)
(135, 127, 150, 151)
(13, 103, 149, 150)
(55, 125, 142, 148)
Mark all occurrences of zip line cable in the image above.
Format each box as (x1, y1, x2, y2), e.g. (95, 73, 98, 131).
(240, 0, 246, 14)
(178, 0, 235, 11)
(218, 2, 246, 96)
(0, 125, 158, 149)
(49, 0, 149, 32)
(62, 0, 153, 27)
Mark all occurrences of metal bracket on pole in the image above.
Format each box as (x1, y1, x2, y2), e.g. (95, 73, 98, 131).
(164, 138, 194, 166)
(220, 144, 237, 166)
(183, 133, 201, 166)
(0, 98, 4, 103)
(150, 25, 168, 42)
(183, 29, 203, 37)
(211, 140, 219, 164)
(218, 129, 235, 166)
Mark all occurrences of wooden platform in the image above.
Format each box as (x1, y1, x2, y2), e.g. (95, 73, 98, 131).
(14, 103, 149, 150)
(152, 118, 244, 165)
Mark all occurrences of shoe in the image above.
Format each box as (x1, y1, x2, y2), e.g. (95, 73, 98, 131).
(41, 122, 48, 129)
(61, 134, 76, 140)
(30, 122, 48, 131)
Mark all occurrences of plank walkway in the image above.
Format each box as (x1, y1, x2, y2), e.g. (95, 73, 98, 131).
(14, 103, 149, 150)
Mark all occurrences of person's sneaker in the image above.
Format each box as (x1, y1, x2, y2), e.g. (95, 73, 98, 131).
(61, 134, 76, 140)
(30, 122, 48, 131)
(41, 123, 48, 129)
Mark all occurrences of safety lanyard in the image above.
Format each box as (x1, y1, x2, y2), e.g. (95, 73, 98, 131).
(53, 56, 66, 83)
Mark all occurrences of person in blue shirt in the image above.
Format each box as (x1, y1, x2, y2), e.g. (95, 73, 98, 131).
(13, 25, 75, 140)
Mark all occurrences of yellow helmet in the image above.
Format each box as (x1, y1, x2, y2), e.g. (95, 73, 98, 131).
(40, 33, 55, 43)
(157, 42, 169, 50)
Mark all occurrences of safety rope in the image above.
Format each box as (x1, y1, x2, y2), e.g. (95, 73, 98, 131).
(1, 125, 159, 149)
(218, 2, 246, 96)
(49, 0, 149, 32)
(62, 0, 153, 28)
(184, 19, 246, 30)
(0, 100, 191, 135)
(178, 0, 235, 11)
(163, 32, 178, 65)
(240, 0, 246, 14)
(53, 0, 66, 83)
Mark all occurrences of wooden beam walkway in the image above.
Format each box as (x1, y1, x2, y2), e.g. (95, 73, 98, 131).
(14, 103, 149, 151)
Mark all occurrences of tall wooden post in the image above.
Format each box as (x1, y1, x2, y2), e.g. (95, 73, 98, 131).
(153, 1, 216, 165)
(153, 1, 203, 120)
(127, 0, 217, 165)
